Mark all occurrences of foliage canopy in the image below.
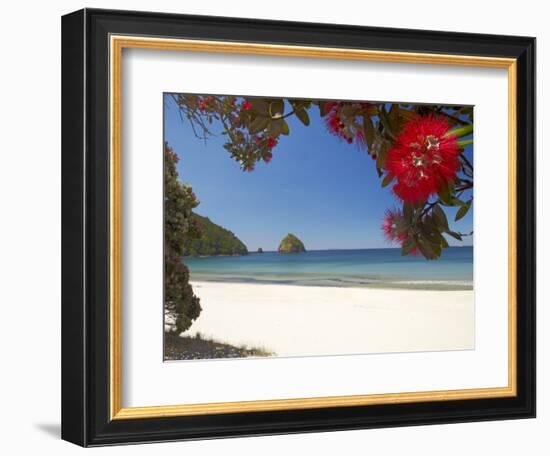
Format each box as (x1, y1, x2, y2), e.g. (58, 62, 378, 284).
(164, 144, 202, 334)
(170, 94, 474, 260)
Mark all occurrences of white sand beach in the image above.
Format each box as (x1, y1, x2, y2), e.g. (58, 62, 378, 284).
(185, 281, 474, 357)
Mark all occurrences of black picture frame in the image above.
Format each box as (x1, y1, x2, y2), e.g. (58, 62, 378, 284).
(62, 8, 536, 447)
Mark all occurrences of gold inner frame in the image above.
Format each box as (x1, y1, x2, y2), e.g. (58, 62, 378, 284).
(109, 35, 518, 420)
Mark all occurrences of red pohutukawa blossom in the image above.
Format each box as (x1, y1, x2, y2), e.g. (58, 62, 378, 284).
(382, 209, 407, 244)
(324, 101, 374, 145)
(266, 137, 278, 149)
(253, 135, 278, 151)
(385, 115, 460, 204)
(382, 209, 417, 255)
(241, 100, 253, 111)
(324, 102, 353, 144)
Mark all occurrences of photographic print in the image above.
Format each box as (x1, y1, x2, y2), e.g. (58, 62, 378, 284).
(163, 94, 474, 361)
(62, 11, 535, 444)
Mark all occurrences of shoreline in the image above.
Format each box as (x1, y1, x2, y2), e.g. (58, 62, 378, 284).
(186, 274, 472, 291)
(180, 281, 475, 358)
(183, 247, 473, 292)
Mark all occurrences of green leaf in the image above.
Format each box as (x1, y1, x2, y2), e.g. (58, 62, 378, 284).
(266, 118, 290, 136)
(432, 204, 449, 231)
(429, 229, 448, 249)
(457, 139, 474, 148)
(455, 199, 472, 221)
(378, 107, 394, 139)
(249, 116, 270, 134)
(416, 238, 440, 260)
(418, 220, 433, 239)
(266, 119, 282, 136)
(362, 115, 375, 148)
(438, 181, 454, 205)
(289, 99, 311, 111)
(449, 196, 465, 206)
(269, 100, 285, 118)
(294, 108, 310, 126)
(446, 123, 473, 138)
(401, 237, 416, 256)
(250, 99, 269, 115)
(375, 138, 390, 171)
(422, 214, 437, 231)
(434, 240, 444, 255)
(398, 108, 416, 121)
(280, 119, 290, 135)
(394, 216, 409, 237)
(339, 104, 354, 117)
(381, 174, 394, 188)
(446, 231, 463, 241)
(403, 203, 414, 223)
(387, 105, 404, 134)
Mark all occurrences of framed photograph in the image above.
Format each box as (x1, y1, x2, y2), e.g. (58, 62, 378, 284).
(62, 8, 536, 447)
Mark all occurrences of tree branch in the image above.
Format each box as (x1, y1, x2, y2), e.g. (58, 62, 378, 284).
(441, 111, 471, 126)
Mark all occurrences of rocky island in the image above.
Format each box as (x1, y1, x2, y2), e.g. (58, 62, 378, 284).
(278, 233, 306, 253)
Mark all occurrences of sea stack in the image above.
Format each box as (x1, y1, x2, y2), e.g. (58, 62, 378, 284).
(257, 247, 264, 253)
(278, 233, 306, 254)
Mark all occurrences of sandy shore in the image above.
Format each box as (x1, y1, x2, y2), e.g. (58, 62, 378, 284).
(185, 281, 474, 357)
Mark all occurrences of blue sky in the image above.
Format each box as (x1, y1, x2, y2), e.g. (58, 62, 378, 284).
(164, 95, 473, 251)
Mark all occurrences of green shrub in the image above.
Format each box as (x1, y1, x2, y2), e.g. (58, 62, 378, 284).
(164, 143, 202, 334)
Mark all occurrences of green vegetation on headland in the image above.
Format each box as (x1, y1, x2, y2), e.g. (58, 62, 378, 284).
(278, 233, 306, 253)
(183, 213, 248, 257)
(164, 333, 273, 361)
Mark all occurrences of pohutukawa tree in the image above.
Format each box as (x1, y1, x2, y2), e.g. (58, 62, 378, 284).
(164, 143, 202, 333)
(169, 94, 473, 260)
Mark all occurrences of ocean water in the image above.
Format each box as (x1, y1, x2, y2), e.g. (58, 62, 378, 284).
(184, 247, 473, 290)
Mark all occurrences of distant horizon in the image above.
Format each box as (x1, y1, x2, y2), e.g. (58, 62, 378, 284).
(244, 245, 473, 253)
(193, 209, 473, 253)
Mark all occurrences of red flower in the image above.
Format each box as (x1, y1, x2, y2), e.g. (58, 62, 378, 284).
(325, 102, 352, 142)
(266, 137, 278, 149)
(324, 101, 339, 113)
(382, 209, 418, 254)
(241, 100, 253, 110)
(382, 209, 407, 244)
(385, 115, 460, 204)
(323, 101, 372, 145)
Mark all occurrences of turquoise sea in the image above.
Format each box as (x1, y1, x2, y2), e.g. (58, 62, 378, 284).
(184, 247, 473, 290)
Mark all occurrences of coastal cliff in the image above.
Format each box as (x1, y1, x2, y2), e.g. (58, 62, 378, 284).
(183, 213, 248, 256)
